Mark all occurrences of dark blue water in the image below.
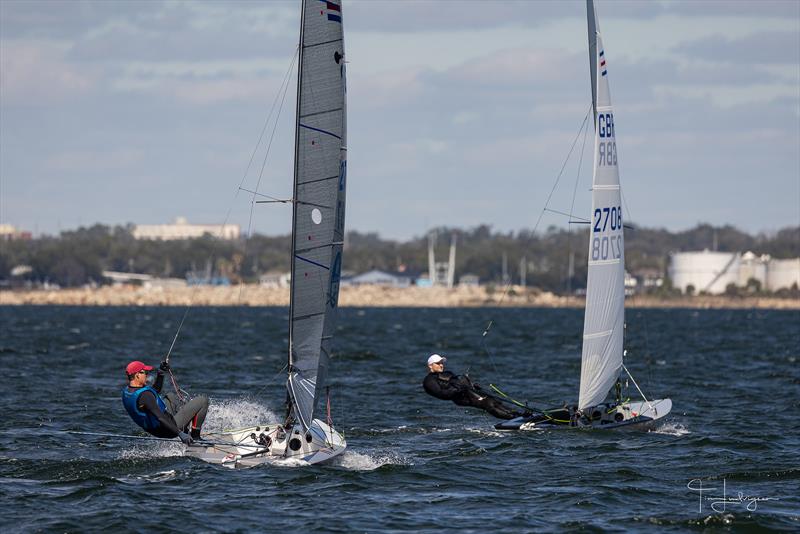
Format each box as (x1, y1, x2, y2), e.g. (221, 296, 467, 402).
(1, 305, 798, 531)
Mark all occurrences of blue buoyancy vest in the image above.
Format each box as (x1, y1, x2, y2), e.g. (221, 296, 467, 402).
(121, 386, 167, 431)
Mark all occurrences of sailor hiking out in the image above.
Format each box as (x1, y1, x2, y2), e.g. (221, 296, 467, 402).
(121, 360, 209, 444)
(422, 354, 528, 420)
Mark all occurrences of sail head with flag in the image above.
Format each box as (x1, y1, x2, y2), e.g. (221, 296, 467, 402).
(287, 0, 347, 430)
(578, 10, 624, 411)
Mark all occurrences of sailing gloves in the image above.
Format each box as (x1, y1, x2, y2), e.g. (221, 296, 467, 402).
(177, 431, 193, 445)
(159, 361, 171, 373)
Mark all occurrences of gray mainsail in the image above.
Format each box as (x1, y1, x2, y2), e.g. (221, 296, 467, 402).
(287, 0, 347, 431)
(578, 1, 624, 410)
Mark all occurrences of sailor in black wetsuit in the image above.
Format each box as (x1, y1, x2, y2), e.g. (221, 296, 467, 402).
(121, 360, 209, 444)
(422, 354, 525, 420)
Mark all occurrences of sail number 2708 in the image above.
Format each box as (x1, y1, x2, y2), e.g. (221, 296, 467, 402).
(591, 206, 622, 261)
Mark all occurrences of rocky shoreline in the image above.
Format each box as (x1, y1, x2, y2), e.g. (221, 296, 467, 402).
(1, 285, 798, 309)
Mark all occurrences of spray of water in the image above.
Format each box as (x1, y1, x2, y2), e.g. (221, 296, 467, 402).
(119, 441, 185, 460)
(202, 398, 281, 433)
(651, 422, 690, 436)
(333, 449, 411, 471)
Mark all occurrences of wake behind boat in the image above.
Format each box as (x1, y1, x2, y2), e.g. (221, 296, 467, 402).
(185, 0, 348, 467)
(496, 0, 672, 432)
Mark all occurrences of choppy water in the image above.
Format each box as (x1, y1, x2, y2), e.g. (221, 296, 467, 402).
(1, 305, 798, 532)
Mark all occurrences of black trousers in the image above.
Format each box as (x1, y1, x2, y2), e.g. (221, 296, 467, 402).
(454, 389, 521, 420)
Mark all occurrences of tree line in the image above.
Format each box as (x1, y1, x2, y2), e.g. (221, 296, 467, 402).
(1, 222, 797, 293)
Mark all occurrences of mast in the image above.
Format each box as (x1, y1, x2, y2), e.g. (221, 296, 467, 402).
(578, 0, 625, 411)
(288, 0, 307, 384)
(586, 0, 598, 126)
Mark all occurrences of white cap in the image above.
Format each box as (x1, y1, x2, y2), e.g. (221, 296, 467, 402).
(427, 354, 446, 366)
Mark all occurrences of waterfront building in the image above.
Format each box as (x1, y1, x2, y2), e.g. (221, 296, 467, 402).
(132, 217, 240, 241)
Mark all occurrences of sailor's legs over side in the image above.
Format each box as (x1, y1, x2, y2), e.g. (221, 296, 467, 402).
(165, 393, 209, 436)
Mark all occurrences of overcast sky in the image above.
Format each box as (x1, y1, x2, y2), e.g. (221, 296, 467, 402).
(1, 0, 798, 240)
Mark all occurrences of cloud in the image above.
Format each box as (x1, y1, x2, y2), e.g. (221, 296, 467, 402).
(655, 0, 799, 19)
(674, 31, 800, 65)
(0, 1, 297, 61)
(44, 148, 145, 173)
(444, 47, 582, 88)
(0, 0, 144, 39)
(0, 40, 94, 103)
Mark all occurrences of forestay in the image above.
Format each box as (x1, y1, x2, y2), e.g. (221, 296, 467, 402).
(287, 0, 347, 430)
(578, 3, 624, 411)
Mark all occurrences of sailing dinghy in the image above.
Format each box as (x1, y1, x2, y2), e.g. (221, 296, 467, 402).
(185, 0, 348, 467)
(496, 0, 671, 431)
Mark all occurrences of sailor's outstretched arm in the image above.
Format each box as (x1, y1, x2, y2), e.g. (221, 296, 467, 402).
(152, 368, 166, 393)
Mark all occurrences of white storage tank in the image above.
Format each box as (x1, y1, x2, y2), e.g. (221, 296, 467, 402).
(668, 250, 741, 294)
(766, 258, 800, 291)
(738, 251, 769, 288)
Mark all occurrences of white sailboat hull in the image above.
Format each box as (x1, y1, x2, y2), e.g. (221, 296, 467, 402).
(495, 398, 672, 431)
(184, 418, 346, 468)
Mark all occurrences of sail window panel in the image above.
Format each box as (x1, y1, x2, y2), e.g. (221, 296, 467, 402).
(292, 246, 333, 318)
(294, 180, 337, 245)
(299, 41, 345, 118)
(298, 113, 343, 184)
(303, 0, 343, 46)
(288, 372, 316, 428)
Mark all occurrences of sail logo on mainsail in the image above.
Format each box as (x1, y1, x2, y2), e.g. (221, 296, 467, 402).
(335, 160, 346, 234)
(318, 0, 341, 23)
(328, 252, 342, 308)
(599, 50, 607, 76)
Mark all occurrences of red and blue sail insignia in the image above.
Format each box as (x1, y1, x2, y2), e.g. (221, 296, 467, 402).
(599, 50, 607, 77)
(319, 0, 341, 23)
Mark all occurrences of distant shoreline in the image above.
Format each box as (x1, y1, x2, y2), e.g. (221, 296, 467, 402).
(1, 285, 798, 310)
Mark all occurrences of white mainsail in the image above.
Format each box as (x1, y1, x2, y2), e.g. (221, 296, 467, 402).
(287, 0, 347, 430)
(578, 1, 624, 411)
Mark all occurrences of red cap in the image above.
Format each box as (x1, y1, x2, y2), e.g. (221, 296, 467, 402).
(125, 360, 154, 376)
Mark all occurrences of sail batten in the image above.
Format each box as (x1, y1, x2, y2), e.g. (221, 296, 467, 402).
(578, 1, 624, 411)
(288, 0, 347, 431)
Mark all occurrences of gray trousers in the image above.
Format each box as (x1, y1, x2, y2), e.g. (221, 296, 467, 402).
(164, 393, 209, 431)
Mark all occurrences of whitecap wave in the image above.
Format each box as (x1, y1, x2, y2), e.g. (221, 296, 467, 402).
(269, 456, 311, 468)
(332, 449, 410, 471)
(651, 422, 690, 436)
(117, 469, 180, 483)
(118, 441, 184, 460)
(465, 426, 503, 438)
